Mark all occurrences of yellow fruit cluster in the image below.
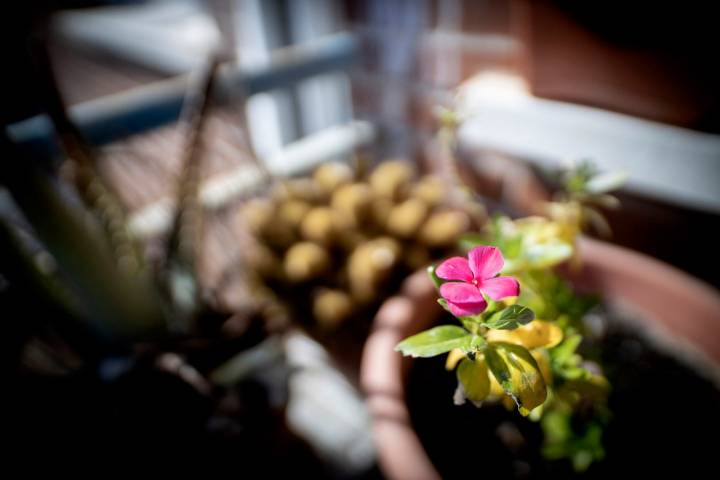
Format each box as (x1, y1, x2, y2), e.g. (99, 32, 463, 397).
(241, 160, 474, 331)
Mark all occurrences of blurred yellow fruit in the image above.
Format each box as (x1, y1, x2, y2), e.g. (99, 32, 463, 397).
(300, 207, 335, 244)
(246, 243, 282, 279)
(284, 242, 330, 282)
(313, 161, 354, 195)
(370, 197, 394, 229)
(262, 221, 296, 249)
(418, 210, 470, 247)
(331, 182, 373, 229)
(386, 198, 428, 238)
(273, 178, 321, 203)
(313, 289, 354, 331)
(348, 237, 401, 303)
(404, 243, 430, 269)
(278, 200, 311, 229)
(369, 160, 414, 200)
(240, 198, 275, 235)
(412, 175, 446, 207)
(335, 229, 367, 252)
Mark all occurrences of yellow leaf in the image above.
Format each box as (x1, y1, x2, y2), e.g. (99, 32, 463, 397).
(501, 394, 516, 411)
(515, 216, 562, 244)
(556, 374, 610, 407)
(486, 320, 563, 350)
(487, 364, 528, 412)
(487, 343, 547, 415)
(488, 369, 505, 397)
(544, 201, 582, 244)
(532, 349, 553, 385)
(456, 357, 491, 406)
(445, 348, 465, 371)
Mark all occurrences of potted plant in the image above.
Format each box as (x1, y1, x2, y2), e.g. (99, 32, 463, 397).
(361, 160, 720, 478)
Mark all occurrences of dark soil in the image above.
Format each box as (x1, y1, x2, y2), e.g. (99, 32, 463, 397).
(407, 311, 720, 478)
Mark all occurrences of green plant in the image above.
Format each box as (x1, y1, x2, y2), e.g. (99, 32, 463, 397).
(396, 161, 624, 471)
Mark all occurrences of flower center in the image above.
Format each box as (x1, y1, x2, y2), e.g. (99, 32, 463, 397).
(472, 278, 479, 287)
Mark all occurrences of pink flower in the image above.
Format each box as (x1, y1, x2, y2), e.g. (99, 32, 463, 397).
(436, 246, 520, 317)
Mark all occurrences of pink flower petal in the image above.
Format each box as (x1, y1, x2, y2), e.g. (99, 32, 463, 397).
(440, 282, 487, 317)
(440, 282, 483, 303)
(479, 276, 520, 301)
(468, 246, 504, 280)
(435, 256, 474, 282)
(446, 299, 488, 317)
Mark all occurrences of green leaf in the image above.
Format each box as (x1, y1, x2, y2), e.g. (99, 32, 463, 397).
(484, 305, 535, 330)
(541, 409, 572, 445)
(585, 171, 627, 194)
(486, 342, 547, 415)
(455, 357, 491, 406)
(563, 159, 597, 193)
(541, 410, 606, 472)
(427, 265, 443, 289)
(484, 344, 512, 388)
(504, 234, 524, 258)
(461, 221, 523, 261)
(501, 258, 524, 275)
(395, 325, 472, 358)
(551, 334, 582, 365)
(470, 334, 487, 351)
(459, 232, 487, 251)
(437, 298, 452, 313)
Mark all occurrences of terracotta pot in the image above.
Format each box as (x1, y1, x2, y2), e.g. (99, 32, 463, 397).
(360, 236, 720, 480)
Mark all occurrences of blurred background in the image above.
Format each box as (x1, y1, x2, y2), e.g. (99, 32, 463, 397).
(2, 0, 719, 475)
